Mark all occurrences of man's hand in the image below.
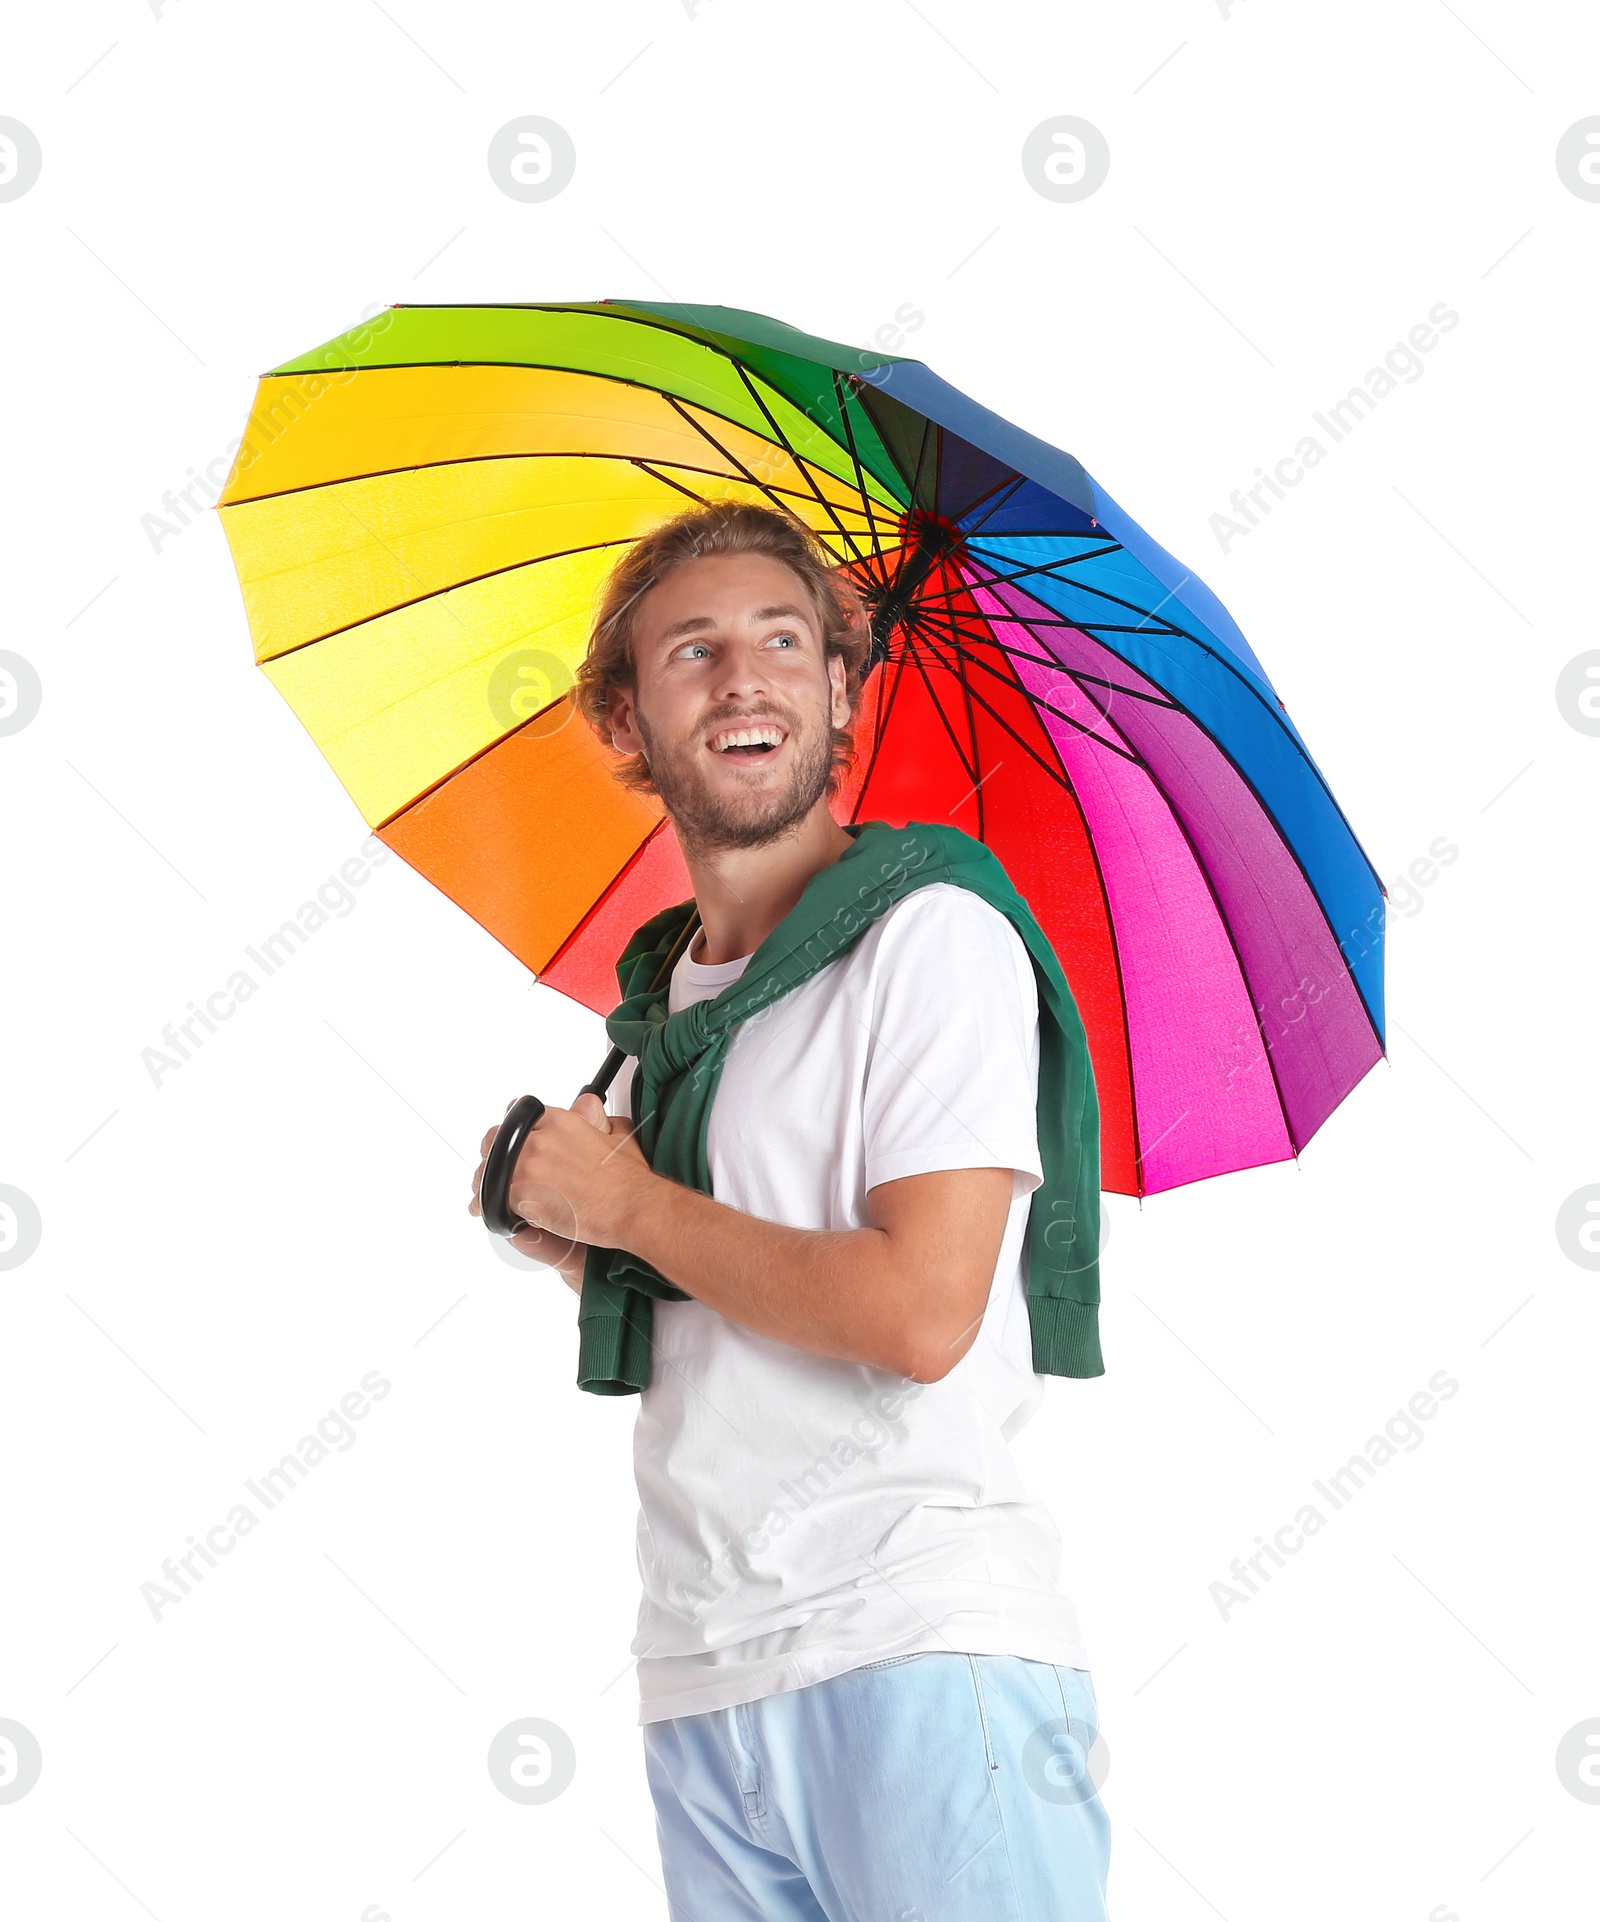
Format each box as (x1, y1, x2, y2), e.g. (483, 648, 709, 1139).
(472, 1091, 1015, 1380)
(505, 1094, 655, 1252)
(469, 1092, 651, 1294)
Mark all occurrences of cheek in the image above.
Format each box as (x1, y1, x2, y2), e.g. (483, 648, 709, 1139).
(778, 656, 837, 712)
(637, 684, 695, 745)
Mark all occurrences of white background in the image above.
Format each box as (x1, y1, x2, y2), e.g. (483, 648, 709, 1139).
(3, 2, 1597, 1917)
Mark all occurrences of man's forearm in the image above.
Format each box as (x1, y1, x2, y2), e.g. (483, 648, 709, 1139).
(491, 1099, 1005, 1378)
(620, 1171, 919, 1377)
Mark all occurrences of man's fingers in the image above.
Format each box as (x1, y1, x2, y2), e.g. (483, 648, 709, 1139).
(468, 1121, 497, 1216)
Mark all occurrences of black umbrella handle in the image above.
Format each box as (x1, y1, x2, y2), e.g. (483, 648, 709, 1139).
(480, 1095, 545, 1237)
(480, 1050, 630, 1238)
(485, 905, 692, 1241)
(579, 1046, 626, 1103)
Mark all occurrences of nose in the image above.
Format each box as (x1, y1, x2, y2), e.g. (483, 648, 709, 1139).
(709, 635, 773, 705)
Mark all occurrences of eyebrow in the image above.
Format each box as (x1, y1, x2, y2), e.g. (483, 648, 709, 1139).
(654, 603, 813, 647)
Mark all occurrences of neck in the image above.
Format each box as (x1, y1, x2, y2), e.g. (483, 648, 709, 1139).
(677, 800, 856, 965)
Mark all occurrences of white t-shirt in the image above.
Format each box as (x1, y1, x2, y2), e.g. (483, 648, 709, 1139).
(607, 881, 1090, 1724)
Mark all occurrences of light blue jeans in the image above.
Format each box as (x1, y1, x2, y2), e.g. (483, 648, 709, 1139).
(643, 1653, 1111, 1920)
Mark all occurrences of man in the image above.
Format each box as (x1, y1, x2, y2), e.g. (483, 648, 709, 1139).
(471, 501, 1111, 1920)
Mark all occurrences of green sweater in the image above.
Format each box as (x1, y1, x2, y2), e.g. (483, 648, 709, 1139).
(577, 820, 1102, 1395)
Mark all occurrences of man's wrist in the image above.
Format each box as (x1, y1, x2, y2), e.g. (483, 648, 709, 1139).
(612, 1164, 694, 1275)
(602, 1160, 673, 1259)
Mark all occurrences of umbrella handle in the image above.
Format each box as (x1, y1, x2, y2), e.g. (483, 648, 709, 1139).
(480, 1053, 626, 1237)
(480, 1094, 546, 1237)
(579, 1046, 626, 1102)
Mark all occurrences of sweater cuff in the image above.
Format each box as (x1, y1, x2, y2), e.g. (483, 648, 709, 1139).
(1028, 1293, 1105, 1379)
(577, 1304, 652, 1396)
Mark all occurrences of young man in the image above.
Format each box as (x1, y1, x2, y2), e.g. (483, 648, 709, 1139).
(471, 502, 1111, 1920)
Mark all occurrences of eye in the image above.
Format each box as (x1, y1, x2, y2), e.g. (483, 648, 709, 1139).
(766, 630, 799, 648)
(676, 642, 711, 660)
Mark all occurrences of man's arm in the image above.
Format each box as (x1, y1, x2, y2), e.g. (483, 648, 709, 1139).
(625, 1158, 1015, 1382)
(472, 1094, 1011, 1381)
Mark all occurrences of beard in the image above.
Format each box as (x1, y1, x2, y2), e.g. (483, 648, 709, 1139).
(636, 701, 836, 855)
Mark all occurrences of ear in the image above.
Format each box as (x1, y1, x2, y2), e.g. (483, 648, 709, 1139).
(827, 649, 851, 730)
(607, 681, 644, 755)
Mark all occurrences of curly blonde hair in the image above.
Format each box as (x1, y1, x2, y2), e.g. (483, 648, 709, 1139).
(573, 500, 873, 798)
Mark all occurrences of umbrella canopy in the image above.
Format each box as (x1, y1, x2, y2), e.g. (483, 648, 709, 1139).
(216, 300, 1385, 1198)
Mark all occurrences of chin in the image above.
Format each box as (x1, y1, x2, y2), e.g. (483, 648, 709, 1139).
(655, 731, 834, 850)
(667, 779, 816, 850)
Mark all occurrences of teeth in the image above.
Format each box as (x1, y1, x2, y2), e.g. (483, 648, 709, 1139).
(709, 725, 785, 752)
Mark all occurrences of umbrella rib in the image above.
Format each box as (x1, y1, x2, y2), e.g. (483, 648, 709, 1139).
(657, 395, 882, 563)
(908, 609, 1097, 783)
(927, 591, 1363, 955)
(948, 471, 1031, 540)
(936, 605, 1192, 725)
(906, 604, 1151, 767)
(961, 528, 1124, 544)
(728, 360, 866, 558)
(536, 819, 673, 982)
(845, 631, 918, 820)
(370, 689, 577, 831)
(631, 462, 735, 512)
(1083, 649, 1388, 1042)
(911, 409, 938, 518)
(220, 444, 868, 511)
(908, 408, 939, 515)
(1144, 775, 1310, 1159)
(237, 458, 877, 669)
(249, 537, 641, 665)
(938, 618, 1153, 768)
(891, 619, 1076, 792)
(227, 355, 891, 506)
(830, 373, 897, 577)
(934, 545, 1181, 627)
(897, 627, 983, 790)
(957, 547, 1381, 883)
(961, 557, 1384, 891)
(233, 449, 887, 662)
(921, 542, 1132, 600)
(849, 371, 937, 520)
(924, 595, 1386, 1063)
(915, 594, 1177, 635)
(631, 453, 885, 540)
(963, 548, 1294, 703)
(933, 558, 990, 839)
(630, 460, 897, 565)
(918, 596, 1185, 710)
(965, 544, 1176, 611)
(914, 564, 1077, 802)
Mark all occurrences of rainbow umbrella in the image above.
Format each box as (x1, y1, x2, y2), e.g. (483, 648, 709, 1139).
(216, 300, 1385, 1197)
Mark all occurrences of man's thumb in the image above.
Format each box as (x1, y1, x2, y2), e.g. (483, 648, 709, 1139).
(573, 1090, 611, 1132)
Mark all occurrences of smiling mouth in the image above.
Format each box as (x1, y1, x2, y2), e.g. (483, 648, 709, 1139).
(704, 721, 789, 762)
